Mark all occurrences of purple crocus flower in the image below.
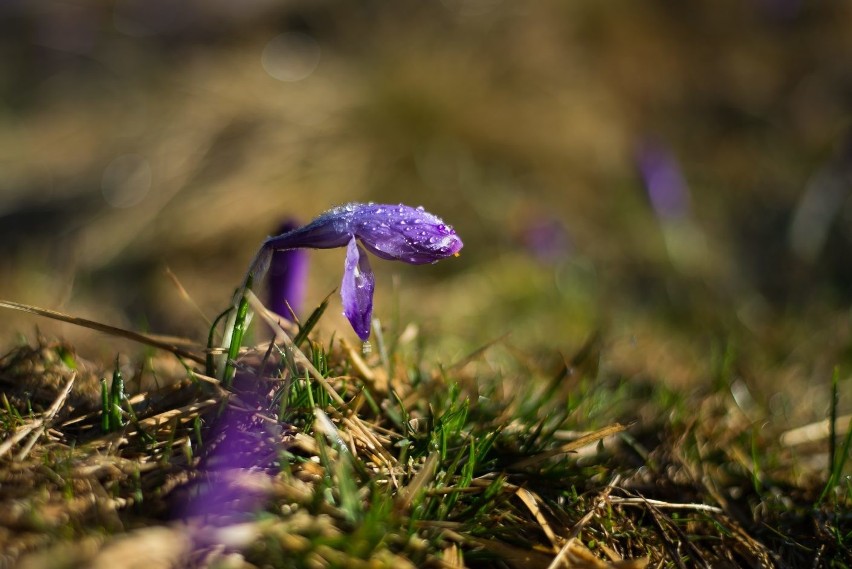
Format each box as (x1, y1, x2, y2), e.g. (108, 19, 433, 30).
(267, 220, 309, 320)
(255, 203, 463, 340)
(635, 137, 691, 221)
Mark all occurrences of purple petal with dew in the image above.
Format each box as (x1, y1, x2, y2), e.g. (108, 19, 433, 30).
(261, 203, 463, 265)
(262, 207, 353, 251)
(250, 202, 461, 340)
(351, 203, 463, 264)
(341, 237, 375, 341)
(267, 220, 309, 319)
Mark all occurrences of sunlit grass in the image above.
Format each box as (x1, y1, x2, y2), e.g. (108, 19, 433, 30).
(0, 293, 849, 568)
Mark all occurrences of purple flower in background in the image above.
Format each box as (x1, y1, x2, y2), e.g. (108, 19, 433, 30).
(267, 220, 309, 319)
(635, 138, 691, 221)
(257, 203, 463, 340)
(521, 217, 572, 263)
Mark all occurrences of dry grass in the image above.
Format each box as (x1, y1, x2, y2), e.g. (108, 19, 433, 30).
(0, 295, 849, 568)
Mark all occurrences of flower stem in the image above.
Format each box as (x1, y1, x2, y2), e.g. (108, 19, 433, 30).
(223, 274, 253, 388)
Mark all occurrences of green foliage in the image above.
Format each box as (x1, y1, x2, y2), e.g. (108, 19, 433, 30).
(223, 276, 253, 387)
(819, 367, 852, 506)
(293, 292, 333, 348)
(100, 357, 126, 433)
(206, 306, 233, 377)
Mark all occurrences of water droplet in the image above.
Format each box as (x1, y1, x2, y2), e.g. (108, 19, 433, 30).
(416, 205, 424, 211)
(428, 237, 436, 243)
(399, 220, 406, 225)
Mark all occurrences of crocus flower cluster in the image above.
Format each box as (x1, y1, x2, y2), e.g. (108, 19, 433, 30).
(252, 203, 463, 340)
(182, 204, 461, 547)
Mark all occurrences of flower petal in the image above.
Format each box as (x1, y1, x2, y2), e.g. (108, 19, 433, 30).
(263, 206, 354, 251)
(340, 237, 375, 341)
(267, 220, 310, 319)
(350, 203, 463, 264)
(261, 203, 463, 265)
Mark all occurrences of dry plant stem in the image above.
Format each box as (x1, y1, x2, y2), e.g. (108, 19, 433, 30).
(516, 487, 561, 552)
(780, 413, 852, 446)
(547, 475, 623, 569)
(339, 338, 379, 385)
(645, 498, 708, 569)
(0, 373, 76, 459)
(512, 423, 628, 469)
(396, 451, 440, 512)
(164, 265, 212, 328)
(0, 300, 206, 364)
(135, 398, 220, 432)
(547, 538, 582, 569)
(608, 497, 723, 513)
(341, 415, 396, 464)
(245, 290, 345, 406)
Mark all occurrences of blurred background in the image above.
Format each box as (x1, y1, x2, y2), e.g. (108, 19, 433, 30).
(1, 0, 851, 424)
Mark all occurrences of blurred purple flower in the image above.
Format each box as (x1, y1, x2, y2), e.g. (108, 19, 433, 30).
(178, 371, 284, 549)
(267, 220, 309, 319)
(257, 203, 463, 340)
(521, 217, 572, 263)
(635, 138, 691, 221)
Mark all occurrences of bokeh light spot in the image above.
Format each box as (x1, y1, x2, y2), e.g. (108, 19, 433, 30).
(261, 32, 321, 83)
